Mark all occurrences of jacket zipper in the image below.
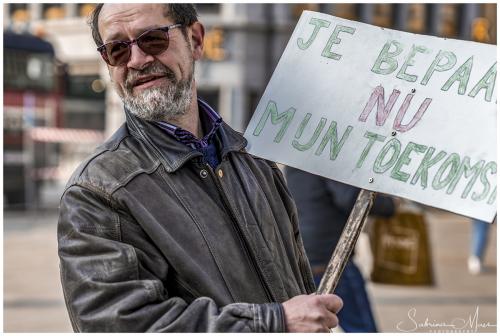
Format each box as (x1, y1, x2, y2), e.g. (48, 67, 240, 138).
(206, 163, 274, 302)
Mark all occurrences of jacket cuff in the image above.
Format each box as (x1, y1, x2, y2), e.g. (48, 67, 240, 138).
(253, 303, 286, 332)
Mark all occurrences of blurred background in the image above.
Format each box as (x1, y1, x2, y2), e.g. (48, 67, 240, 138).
(3, 3, 497, 332)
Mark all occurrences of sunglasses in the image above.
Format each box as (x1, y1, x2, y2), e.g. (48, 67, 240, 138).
(97, 23, 183, 66)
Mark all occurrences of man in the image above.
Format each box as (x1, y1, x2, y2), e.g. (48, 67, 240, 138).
(58, 4, 342, 332)
(285, 167, 395, 332)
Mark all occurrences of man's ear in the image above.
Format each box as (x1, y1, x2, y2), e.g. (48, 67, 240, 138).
(190, 22, 205, 60)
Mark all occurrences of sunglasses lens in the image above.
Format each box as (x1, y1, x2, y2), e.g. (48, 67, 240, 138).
(99, 28, 172, 66)
(137, 30, 169, 55)
(103, 42, 131, 66)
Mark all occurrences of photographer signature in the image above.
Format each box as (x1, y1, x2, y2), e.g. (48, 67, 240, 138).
(396, 306, 496, 332)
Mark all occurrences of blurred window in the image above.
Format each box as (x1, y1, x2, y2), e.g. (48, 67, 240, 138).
(4, 50, 55, 92)
(204, 28, 226, 61)
(198, 88, 220, 112)
(246, 90, 261, 127)
(406, 4, 426, 33)
(471, 17, 491, 43)
(8, 3, 27, 15)
(64, 111, 105, 130)
(195, 4, 221, 15)
(43, 4, 65, 20)
(440, 4, 460, 38)
(78, 4, 96, 18)
(9, 4, 29, 22)
(66, 75, 106, 99)
(292, 4, 320, 20)
(373, 4, 393, 28)
(481, 3, 496, 44)
(332, 4, 358, 20)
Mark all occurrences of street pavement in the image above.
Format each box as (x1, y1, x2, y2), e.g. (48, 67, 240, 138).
(4, 209, 73, 332)
(3, 204, 497, 332)
(358, 209, 497, 333)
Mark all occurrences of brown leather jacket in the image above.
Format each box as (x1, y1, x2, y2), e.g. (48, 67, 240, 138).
(57, 110, 315, 332)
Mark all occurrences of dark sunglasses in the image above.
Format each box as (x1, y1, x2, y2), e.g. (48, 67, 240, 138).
(97, 23, 183, 66)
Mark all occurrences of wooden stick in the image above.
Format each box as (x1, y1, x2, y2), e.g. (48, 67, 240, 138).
(316, 189, 376, 295)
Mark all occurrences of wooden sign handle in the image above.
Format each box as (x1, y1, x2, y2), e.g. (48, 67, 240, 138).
(316, 189, 377, 295)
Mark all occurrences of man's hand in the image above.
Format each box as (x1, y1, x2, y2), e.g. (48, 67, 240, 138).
(282, 293, 343, 332)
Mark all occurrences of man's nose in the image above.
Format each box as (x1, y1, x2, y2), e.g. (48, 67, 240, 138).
(127, 43, 155, 69)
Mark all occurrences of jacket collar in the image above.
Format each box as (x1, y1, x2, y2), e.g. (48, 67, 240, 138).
(125, 107, 247, 172)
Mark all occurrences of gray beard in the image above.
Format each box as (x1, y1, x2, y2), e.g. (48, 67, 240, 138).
(118, 62, 194, 122)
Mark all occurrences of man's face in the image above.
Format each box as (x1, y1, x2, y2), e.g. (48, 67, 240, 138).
(98, 4, 203, 121)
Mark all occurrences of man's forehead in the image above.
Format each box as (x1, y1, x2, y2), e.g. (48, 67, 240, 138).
(100, 3, 166, 19)
(99, 3, 171, 39)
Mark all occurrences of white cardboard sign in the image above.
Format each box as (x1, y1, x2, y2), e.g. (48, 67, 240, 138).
(244, 11, 497, 222)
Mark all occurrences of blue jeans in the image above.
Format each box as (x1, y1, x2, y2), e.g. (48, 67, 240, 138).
(471, 219, 490, 260)
(313, 259, 377, 332)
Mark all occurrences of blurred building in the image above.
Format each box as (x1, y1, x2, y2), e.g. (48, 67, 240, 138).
(5, 3, 496, 133)
(3, 3, 497, 207)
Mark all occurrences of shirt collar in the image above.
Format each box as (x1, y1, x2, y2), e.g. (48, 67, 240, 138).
(155, 98, 223, 148)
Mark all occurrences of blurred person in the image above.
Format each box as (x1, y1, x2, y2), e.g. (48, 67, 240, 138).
(468, 219, 492, 275)
(57, 4, 343, 332)
(285, 166, 396, 332)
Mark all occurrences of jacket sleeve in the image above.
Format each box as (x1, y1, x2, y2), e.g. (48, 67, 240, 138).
(58, 184, 285, 332)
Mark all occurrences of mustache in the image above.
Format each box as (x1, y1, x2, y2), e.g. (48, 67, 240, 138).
(124, 62, 176, 90)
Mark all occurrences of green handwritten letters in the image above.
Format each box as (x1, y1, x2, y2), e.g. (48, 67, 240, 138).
(252, 100, 496, 205)
(371, 40, 496, 102)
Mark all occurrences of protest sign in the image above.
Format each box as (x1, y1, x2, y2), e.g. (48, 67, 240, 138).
(244, 11, 497, 222)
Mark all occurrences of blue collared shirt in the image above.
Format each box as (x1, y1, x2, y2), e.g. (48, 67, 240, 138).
(155, 98, 223, 169)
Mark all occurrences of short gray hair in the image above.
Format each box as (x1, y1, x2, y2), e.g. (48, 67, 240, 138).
(88, 4, 198, 47)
